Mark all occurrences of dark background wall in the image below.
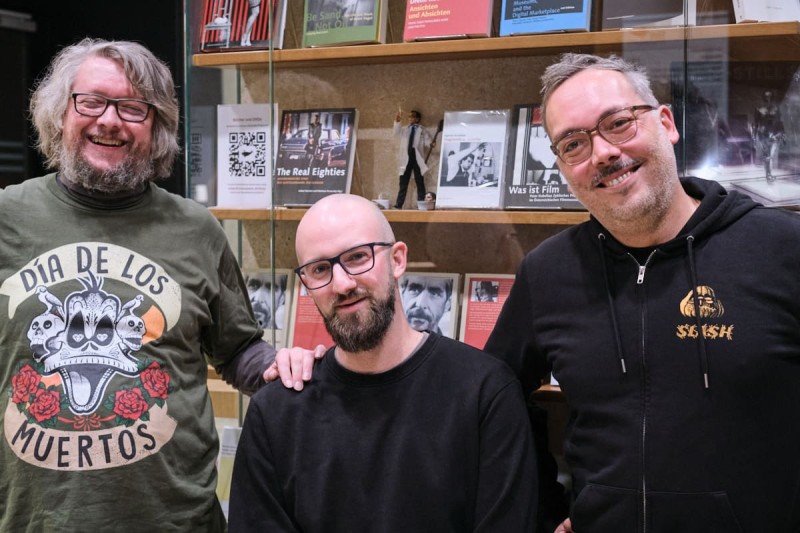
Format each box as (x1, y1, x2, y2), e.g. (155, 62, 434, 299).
(0, 0, 186, 195)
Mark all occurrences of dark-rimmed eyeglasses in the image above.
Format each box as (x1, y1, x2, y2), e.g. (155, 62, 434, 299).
(550, 105, 657, 165)
(295, 242, 394, 290)
(71, 92, 154, 123)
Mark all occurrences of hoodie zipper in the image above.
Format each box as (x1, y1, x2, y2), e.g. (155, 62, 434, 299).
(628, 249, 657, 533)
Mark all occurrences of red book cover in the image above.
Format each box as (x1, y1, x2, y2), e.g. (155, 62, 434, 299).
(458, 274, 515, 350)
(199, 0, 287, 52)
(403, 0, 494, 41)
(286, 282, 334, 350)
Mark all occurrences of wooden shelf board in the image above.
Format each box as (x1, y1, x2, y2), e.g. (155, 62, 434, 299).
(209, 207, 590, 225)
(533, 383, 564, 402)
(192, 22, 800, 69)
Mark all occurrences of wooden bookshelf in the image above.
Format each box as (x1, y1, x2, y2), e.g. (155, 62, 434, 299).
(209, 207, 590, 225)
(193, 22, 800, 69)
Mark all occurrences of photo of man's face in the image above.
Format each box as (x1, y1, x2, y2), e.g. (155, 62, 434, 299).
(472, 281, 499, 302)
(245, 272, 288, 330)
(400, 275, 453, 336)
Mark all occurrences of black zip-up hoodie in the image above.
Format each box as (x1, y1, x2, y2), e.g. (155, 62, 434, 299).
(486, 177, 800, 532)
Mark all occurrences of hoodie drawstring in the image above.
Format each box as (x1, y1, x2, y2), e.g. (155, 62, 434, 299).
(597, 233, 628, 375)
(686, 235, 711, 389)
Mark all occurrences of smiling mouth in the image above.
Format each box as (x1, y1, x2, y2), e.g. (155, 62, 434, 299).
(90, 135, 124, 147)
(595, 162, 641, 188)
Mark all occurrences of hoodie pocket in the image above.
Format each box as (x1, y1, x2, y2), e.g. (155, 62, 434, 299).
(571, 483, 743, 533)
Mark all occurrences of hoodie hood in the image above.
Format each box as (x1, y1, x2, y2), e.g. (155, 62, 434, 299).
(588, 176, 761, 389)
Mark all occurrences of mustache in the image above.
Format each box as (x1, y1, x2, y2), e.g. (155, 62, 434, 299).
(406, 308, 433, 322)
(332, 288, 369, 307)
(591, 158, 641, 186)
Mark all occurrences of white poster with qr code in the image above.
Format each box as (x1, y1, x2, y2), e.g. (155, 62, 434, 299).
(216, 103, 278, 208)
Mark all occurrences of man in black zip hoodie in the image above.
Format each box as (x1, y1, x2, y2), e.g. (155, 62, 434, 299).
(485, 53, 800, 532)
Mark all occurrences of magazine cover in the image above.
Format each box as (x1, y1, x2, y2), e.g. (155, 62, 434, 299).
(274, 108, 358, 206)
(199, 0, 287, 51)
(600, 0, 683, 29)
(458, 274, 515, 349)
(671, 61, 800, 207)
(303, 0, 388, 47)
(243, 268, 292, 349)
(403, 0, 493, 41)
(499, 0, 591, 36)
(286, 282, 335, 351)
(399, 272, 460, 339)
(436, 110, 509, 209)
(216, 103, 278, 208)
(503, 103, 582, 210)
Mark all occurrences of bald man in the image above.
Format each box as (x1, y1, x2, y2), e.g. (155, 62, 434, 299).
(229, 194, 537, 532)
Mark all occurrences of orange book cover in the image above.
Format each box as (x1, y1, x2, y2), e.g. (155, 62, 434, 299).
(286, 282, 334, 350)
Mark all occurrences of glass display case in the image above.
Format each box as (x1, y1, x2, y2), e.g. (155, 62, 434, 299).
(184, 0, 800, 447)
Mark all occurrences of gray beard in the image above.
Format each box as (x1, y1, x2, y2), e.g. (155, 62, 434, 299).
(59, 145, 155, 194)
(323, 284, 395, 353)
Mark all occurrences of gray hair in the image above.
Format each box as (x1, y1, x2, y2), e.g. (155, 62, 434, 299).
(30, 38, 180, 177)
(540, 53, 659, 135)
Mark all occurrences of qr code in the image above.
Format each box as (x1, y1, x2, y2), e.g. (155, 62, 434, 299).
(228, 131, 267, 177)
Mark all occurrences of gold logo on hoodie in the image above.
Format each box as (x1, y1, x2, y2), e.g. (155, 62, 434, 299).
(676, 286, 733, 340)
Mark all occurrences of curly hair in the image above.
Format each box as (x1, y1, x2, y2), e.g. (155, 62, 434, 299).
(29, 37, 180, 178)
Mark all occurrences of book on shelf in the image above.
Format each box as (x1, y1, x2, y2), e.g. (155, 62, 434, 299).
(274, 108, 358, 206)
(243, 268, 293, 349)
(600, 0, 687, 29)
(403, 0, 494, 41)
(199, 0, 287, 52)
(458, 274, 515, 350)
(435, 109, 510, 209)
(400, 272, 460, 339)
(503, 103, 583, 210)
(216, 103, 278, 209)
(286, 281, 334, 351)
(732, 0, 800, 23)
(189, 105, 217, 206)
(671, 60, 800, 207)
(498, 0, 592, 36)
(302, 0, 388, 47)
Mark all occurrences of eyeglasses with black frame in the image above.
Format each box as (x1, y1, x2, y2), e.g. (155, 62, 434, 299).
(550, 105, 657, 166)
(295, 242, 395, 290)
(71, 92, 154, 123)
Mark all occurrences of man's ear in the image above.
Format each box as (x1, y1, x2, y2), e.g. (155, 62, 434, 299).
(391, 241, 408, 279)
(659, 104, 680, 145)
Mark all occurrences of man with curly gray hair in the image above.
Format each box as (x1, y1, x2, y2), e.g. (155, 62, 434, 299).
(0, 38, 317, 532)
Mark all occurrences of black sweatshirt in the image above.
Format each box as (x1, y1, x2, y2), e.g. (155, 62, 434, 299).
(229, 333, 538, 532)
(487, 177, 800, 532)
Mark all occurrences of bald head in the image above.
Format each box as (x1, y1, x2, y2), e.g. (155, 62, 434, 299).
(296, 194, 395, 265)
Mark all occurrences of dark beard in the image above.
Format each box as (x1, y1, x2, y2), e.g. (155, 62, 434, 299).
(322, 285, 395, 353)
(59, 144, 155, 194)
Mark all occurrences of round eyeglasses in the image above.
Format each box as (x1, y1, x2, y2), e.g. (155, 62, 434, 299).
(71, 92, 154, 123)
(550, 105, 656, 165)
(295, 242, 394, 290)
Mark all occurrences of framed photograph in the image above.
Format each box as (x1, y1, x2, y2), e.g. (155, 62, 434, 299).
(399, 272, 460, 339)
(243, 268, 292, 349)
(458, 274, 515, 350)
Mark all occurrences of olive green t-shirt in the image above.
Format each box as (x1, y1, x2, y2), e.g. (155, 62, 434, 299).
(0, 174, 262, 532)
